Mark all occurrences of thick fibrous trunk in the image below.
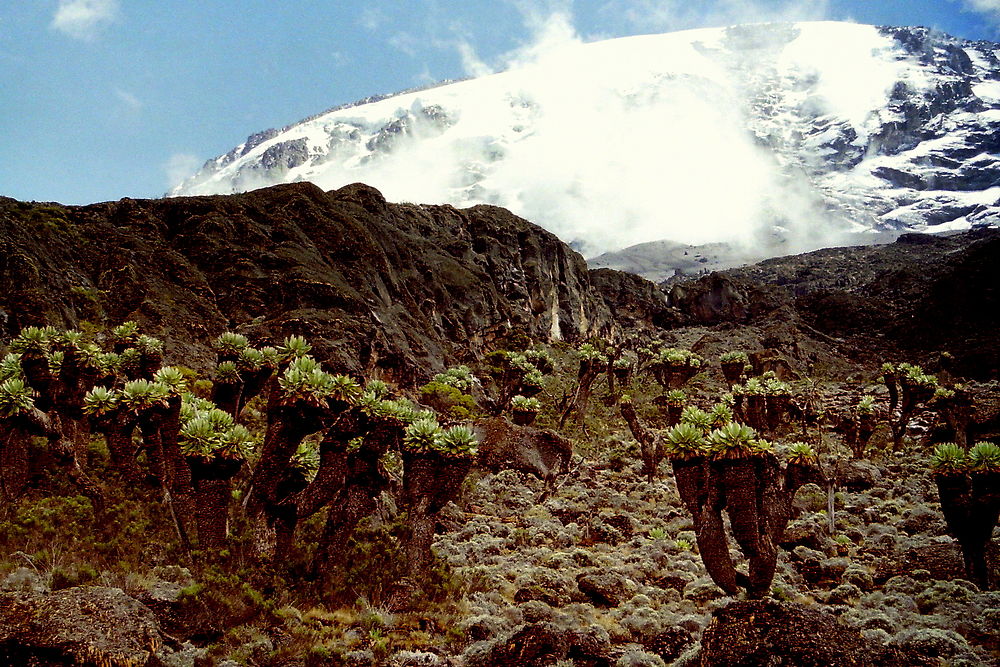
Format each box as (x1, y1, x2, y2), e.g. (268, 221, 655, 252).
(670, 450, 822, 598)
(671, 457, 740, 595)
(189, 456, 244, 552)
(270, 415, 365, 562)
(936, 471, 1000, 590)
(745, 396, 766, 432)
(765, 395, 790, 433)
(668, 365, 697, 389)
(892, 381, 934, 450)
(245, 406, 321, 519)
(211, 381, 243, 419)
(732, 395, 746, 425)
(236, 367, 274, 417)
(106, 422, 141, 482)
(620, 402, 662, 482)
(138, 413, 166, 488)
(666, 404, 682, 427)
(312, 446, 388, 579)
(941, 391, 974, 451)
(883, 372, 899, 414)
(721, 362, 743, 387)
(18, 355, 55, 409)
(696, 469, 742, 595)
(160, 396, 195, 545)
(0, 424, 30, 501)
(855, 414, 875, 458)
(402, 453, 473, 579)
(559, 361, 601, 428)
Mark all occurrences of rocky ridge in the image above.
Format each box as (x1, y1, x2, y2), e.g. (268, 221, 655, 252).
(0, 182, 666, 381)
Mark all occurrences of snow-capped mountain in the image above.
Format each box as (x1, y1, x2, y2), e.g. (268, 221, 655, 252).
(171, 22, 1000, 260)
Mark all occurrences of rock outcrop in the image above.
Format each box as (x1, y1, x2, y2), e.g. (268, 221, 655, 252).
(475, 416, 573, 487)
(698, 600, 933, 666)
(666, 228, 1000, 378)
(0, 183, 658, 383)
(0, 587, 166, 666)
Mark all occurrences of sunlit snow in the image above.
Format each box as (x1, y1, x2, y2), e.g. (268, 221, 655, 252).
(173, 21, 999, 258)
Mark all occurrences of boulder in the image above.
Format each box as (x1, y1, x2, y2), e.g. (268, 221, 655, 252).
(475, 417, 573, 487)
(698, 600, 934, 666)
(576, 570, 637, 607)
(835, 460, 883, 492)
(466, 622, 612, 667)
(637, 626, 695, 663)
(874, 542, 998, 584)
(0, 586, 166, 666)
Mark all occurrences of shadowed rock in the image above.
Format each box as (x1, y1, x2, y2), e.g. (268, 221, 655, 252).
(699, 600, 935, 666)
(0, 587, 166, 666)
(466, 622, 611, 667)
(475, 416, 573, 489)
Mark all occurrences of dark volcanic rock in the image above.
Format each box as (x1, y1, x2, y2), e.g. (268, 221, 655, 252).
(576, 570, 635, 607)
(665, 273, 783, 325)
(0, 183, 657, 382)
(874, 542, 999, 584)
(466, 622, 611, 667)
(698, 600, 933, 666)
(671, 228, 1000, 377)
(475, 417, 573, 486)
(0, 586, 165, 666)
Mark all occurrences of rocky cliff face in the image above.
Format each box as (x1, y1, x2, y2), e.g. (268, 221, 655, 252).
(664, 228, 1000, 379)
(0, 183, 664, 382)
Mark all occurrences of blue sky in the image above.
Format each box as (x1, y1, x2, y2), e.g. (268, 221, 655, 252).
(2, 0, 999, 205)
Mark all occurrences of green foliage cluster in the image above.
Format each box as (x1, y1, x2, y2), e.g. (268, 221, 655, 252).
(403, 419, 478, 457)
(576, 342, 608, 364)
(733, 373, 790, 397)
(931, 441, 1000, 474)
(654, 347, 703, 369)
(510, 395, 542, 412)
(856, 395, 876, 416)
(419, 365, 481, 420)
(661, 419, 781, 460)
(665, 389, 686, 406)
(895, 362, 939, 389)
(719, 351, 750, 365)
(179, 405, 255, 460)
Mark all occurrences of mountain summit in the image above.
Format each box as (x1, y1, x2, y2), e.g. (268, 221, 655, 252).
(172, 22, 1000, 258)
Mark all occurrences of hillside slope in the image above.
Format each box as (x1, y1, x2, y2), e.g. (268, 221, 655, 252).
(0, 182, 666, 381)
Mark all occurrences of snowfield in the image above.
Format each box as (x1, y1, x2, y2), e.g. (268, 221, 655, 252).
(172, 22, 1000, 258)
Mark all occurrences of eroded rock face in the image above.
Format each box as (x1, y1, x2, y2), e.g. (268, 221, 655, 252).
(670, 228, 1000, 378)
(0, 587, 164, 666)
(698, 600, 933, 666)
(0, 183, 656, 382)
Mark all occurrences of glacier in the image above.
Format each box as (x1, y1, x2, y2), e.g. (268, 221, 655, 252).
(171, 22, 1000, 260)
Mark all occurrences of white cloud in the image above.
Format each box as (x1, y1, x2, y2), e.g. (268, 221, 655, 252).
(452, 2, 582, 77)
(359, 7, 385, 32)
(51, 0, 119, 41)
(280, 16, 890, 258)
(388, 32, 421, 57)
(114, 88, 141, 112)
(454, 40, 493, 77)
(606, 0, 831, 33)
(963, 0, 1000, 18)
(164, 153, 201, 190)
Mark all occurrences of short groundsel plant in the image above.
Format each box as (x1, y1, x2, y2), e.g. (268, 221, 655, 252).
(968, 441, 1000, 473)
(930, 442, 966, 474)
